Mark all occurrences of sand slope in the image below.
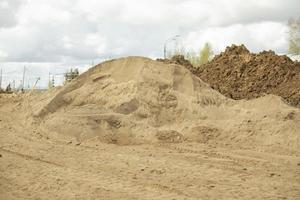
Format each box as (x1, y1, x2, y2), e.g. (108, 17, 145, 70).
(23, 57, 300, 153)
(1, 57, 300, 200)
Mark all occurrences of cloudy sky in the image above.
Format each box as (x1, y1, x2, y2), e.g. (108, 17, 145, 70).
(0, 0, 299, 88)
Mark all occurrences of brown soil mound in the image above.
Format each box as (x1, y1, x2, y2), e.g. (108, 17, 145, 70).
(157, 55, 194, 69)
(24, 56, 300, 152)
(188, 44, 300, 107)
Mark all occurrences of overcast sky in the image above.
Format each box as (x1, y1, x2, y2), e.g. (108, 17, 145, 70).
(0, 0, 299, 88)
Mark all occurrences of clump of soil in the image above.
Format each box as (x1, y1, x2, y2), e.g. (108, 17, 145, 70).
(157, 55, 193, 69)
(189, 44, 300, 107)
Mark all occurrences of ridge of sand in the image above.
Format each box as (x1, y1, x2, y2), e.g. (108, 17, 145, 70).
(21, 56, 300, 153)
(1, 56, 300, 200)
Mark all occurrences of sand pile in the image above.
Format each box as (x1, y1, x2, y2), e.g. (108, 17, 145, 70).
(32, 57, 227, 144)
(28, 57, 299, 152)
(189, 44, 300, 107)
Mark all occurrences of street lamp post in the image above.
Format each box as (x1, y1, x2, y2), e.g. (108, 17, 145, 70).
(164, 35, 180, 59)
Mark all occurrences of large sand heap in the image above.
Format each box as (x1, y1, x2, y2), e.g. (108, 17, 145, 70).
(1, 57, 300, 200)
(185, 44, 300, 107)
(29, 57, 299, 152)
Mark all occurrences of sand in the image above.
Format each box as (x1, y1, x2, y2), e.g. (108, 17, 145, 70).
(0, 57, 300, 199)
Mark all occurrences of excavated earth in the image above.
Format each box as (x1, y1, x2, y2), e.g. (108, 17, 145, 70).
(0, 57, 300, 200)
(175, 45, 300, 107)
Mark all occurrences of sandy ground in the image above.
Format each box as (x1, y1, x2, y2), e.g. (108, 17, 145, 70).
(1, 57, 300, 199)
(0, 95, 299, 200)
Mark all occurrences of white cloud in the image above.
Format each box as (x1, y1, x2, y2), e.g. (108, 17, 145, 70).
(0, 49, 8, 60)
(84, 33, 107, 54)
(0, 0, 23, 28)
(0, 0, 299, 88)
(1, 0, 299, 62)
(183, 22, 288, 53)
(0, 1, 9, 9)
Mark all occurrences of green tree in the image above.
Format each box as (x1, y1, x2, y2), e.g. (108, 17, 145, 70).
(288, 18, 300, 55)
(185, 50, 198, 66)
(65, 68, 79, 84)
(199, 42, 213, 65)
(165, 42, 214, 67)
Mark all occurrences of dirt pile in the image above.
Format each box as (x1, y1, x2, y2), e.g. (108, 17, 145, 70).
(1, 57, 300, 200)
(25, 57, 300, 152)
(157, 55, 193, 69)
(32, 56, 228, 144)
(0, 88, 11, 94)
(190, 44, 300, 107)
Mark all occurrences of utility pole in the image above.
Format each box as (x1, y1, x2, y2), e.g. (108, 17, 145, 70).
(12, 80, 15, 91)
(48, 72, 51, 89)
(32, 77, 40, 91)
(22, 66, 26, 91)
(52, 75, 55, 87)
(164, 35, 180, 59)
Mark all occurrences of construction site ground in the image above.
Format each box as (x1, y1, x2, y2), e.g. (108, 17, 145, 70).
(0, 94, 299, 200)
